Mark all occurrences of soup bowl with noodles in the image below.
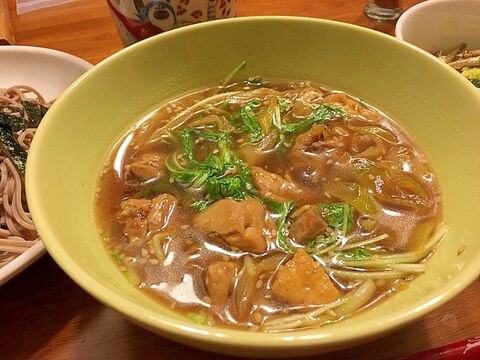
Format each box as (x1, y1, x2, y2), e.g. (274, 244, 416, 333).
(26, 17, 480, 357)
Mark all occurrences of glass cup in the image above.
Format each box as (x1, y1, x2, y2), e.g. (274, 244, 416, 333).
(364, 0, 402, 21)
(107, 0, 238, 47)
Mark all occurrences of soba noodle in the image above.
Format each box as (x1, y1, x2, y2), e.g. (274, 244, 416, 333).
(0, 85, 50, 268)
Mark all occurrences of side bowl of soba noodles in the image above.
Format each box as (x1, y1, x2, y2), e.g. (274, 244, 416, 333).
(0, 45, 92, 286)
(26, 17, 480, 357)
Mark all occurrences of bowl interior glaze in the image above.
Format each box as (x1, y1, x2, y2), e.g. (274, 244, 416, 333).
(26, 17, 480, 357)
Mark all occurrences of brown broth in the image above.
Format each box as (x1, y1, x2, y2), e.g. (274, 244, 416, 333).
(96, 80, 442, 331)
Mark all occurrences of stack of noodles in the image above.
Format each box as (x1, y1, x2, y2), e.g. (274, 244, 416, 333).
(0, 85, 50, 268)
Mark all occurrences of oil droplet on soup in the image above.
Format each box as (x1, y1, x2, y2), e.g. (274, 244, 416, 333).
(96, 80, 444, 331)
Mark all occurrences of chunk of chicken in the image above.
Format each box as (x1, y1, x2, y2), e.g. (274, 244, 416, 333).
(289, 207, 328, 244)
(147, 194, 180, 233)
(193, 199, 271, 253)
(293, 124, 326, 152)
(117, 198, 151, 240)
(118, 193, 179, 242)
(289, 124, 350, 191)
(251, 166, 302, 203)
(271, 249, 339, 306)
(206, 261, 238, 306)
(125, 152, 165, 181)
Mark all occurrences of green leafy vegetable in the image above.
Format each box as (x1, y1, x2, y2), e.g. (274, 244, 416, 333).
(179, 128, 231, 161)
(305, 234, 338, 252)
(282, 104, 347, 135)
(264, 199, 296, 253)
(134, 177, 172, 199)
(221, 60, 247, 86)
(459, 60, 480, 88)
(112, 250, 122, 262)
(318, 203, 353, 234)
(339, 248, 373, 261)
(305, 203, 353, 252)
(240, 99, 264, 143)
(278, 98, 291, 112)
(222, 60, 247, 86)
(187, 311, 208, 325)
(167, 128, 257, 210)
(205, 163, 255, 202)
(190, 199, 210, 212)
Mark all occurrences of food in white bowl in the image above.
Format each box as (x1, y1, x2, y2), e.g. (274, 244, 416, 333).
(433, 44, 480, 88)
(0, 46, 92, 286)
(395, 0, 480, 89)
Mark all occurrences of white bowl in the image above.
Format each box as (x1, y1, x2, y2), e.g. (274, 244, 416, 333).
(0, 45, 92, 286)
(395, 0, 480, 53)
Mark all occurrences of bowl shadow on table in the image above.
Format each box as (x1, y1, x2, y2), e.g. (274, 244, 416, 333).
(118, 318, 432, 360)
(97, 309, 442, 360)
(1, 253, 475, 359)
(119, 290, 480, 360)
(81, 278, 480, 360)
(0, 255, 106, 360)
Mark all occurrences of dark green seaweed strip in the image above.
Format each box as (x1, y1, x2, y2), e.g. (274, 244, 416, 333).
(0, 125, 28, 176)
(21, 100, 48, 127)
(0, 112, 29, 132)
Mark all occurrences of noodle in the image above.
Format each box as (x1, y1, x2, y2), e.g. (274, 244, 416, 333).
(0, 85, 50, 269)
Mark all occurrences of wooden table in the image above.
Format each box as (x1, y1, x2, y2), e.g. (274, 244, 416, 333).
(2, 1, 479, 359)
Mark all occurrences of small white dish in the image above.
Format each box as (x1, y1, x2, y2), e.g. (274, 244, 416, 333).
(395, 0, 480, 53)
(0, 45, 92, 286)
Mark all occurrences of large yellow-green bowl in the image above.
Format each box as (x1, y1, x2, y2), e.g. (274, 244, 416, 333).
(26, 17, 480, 357)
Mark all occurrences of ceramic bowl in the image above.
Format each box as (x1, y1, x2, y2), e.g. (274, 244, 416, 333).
(0, 45, 92, 286)
(395, 0, 480, 53)
(395, 0, 480, 92)
(26, 17, 480, 357)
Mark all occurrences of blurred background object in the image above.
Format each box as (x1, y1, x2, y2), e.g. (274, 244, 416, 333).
(107, 0, 238, 47)
(0, 0, 15, 44)
(16, 0, 75, 15)
(364, 0, 402, 20)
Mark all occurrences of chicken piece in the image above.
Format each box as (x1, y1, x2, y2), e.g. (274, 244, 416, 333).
(147, 194, 180, 233)
(289, 124, 350, 191)
(117, 193, 179, 242)
(125, 152, 165, 181)
(193, 199, 271, 253)
(271, 248, 339, 306)
(206, 261, 238, 306)
(293, 124, 326, 152)
(117, 198, 151, 240)
(289, 207, 328, 244)
(251, 166, 302, 203)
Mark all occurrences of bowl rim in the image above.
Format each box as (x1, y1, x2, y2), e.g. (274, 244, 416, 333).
(26, 15, 480, 353)
(0, 45, 92, 286)
(0, 44, 93, 70)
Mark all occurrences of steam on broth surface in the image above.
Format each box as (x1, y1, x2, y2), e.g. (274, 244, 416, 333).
(96, 79, 444, 331)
